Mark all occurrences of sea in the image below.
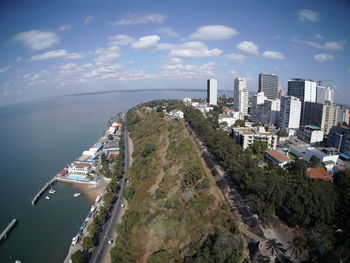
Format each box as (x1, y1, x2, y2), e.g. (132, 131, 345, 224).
(0, 90, 206, 263)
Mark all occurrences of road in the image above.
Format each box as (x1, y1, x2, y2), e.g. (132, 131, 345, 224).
(90, 124, 130, 263)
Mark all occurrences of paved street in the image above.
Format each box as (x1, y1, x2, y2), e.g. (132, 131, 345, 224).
(90, 125, 131, 263)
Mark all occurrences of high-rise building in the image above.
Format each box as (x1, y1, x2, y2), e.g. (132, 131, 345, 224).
(316, 86, 334, 104)
(234, 77, 248, 115)
(279, 96, 301, 129)
(328, 125, 350, 155)
(288, 78, 317, 102)
(258, 73, 279, 99)
(288, 78, 317, 125)
(251, 92, 280, 125)
(207, 79, 217, 105)
(338, 107, 350, 125)
(303, 102, 339, 133)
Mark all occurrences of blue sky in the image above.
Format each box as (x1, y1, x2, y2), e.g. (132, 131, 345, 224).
(0, 0, 349, 104)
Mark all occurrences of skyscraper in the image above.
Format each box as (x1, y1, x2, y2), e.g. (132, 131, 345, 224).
(287, 78, 317, 102)
(258, 73, 279, 99)
(234, 77, 248, 115)
(316, 86, 334, 104)
(207, 79, 217, 105)
(279, 96, 301, 129)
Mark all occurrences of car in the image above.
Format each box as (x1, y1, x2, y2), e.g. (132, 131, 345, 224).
(121, 204, 125, 208)
(108, 240, 113, 244)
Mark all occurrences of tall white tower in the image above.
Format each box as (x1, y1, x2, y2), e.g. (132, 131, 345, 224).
(207, 79, 217, 105)
(279, 96, 301, 129)
(234, 77, 248, 115)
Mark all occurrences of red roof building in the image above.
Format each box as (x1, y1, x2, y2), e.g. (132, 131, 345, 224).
(264, 149, 291, 167)
(57, 169, 68, 176)
(306, 168, 333, 182)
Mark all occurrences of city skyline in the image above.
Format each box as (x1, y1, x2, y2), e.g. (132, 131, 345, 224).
(0, 0, 349, 104)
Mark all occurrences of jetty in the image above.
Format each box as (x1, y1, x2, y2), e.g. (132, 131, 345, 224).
(31, 177, 57, 205)
(0, 219, 17, 243)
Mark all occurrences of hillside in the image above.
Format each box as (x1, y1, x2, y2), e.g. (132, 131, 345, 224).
(111, 102, 245, 263)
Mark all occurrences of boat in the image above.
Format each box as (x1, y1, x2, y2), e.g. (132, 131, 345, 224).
(80, 222, 87, 229)
(45, 196, 50, 200)
(48, 188, 56, 194)
(71, 236, 79, 246)
(95, 194, 102, 203)
(90, 205, 96, 213)
(73, 193, 81, 197)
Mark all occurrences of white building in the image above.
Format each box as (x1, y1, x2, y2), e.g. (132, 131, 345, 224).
(234, 77, 248, 115)
(68, 162, 92, 176)
(219, 112, 241, 127)
(207, 79, 217, 105)
(297, 125, 324, 145)
(279, 96, 301, 129)
(251, 92, 280, 126)
(232, 126, 277, 150)
(316, 86, 334, 104)
(168, 110, 184, 119)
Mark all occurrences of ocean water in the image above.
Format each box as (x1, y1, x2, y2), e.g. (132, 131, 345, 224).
(0, 90, 205, 263)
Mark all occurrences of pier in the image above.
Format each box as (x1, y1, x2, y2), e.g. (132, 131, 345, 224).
(31, 177, 57, 205)
(0, 219, 17, 243)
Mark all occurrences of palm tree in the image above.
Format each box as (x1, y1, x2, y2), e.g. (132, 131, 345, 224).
(287, 235, 307, 261)
(259, 238, 286, 260)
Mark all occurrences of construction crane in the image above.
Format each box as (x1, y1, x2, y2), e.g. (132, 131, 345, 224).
(317, 79, 332, 86)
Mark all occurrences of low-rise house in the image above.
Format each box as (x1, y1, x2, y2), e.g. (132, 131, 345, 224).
(264, 149, 291, 167)
(82, 143, 103, 159)
(306, 167, 333, 182)
(68, 162, 92, 176)
(168, 110, 184, 119)
(232, 126, 278, 150)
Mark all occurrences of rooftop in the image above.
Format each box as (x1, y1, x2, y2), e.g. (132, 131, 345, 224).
(306, 168, 333, 182)
(305, 125, 321, 130)
(73, 162, 92, 169)
(265, 149, 291, 163)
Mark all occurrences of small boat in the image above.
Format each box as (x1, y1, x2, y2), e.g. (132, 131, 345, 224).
(45, 196, 50, 200)
(95, 194, 102, 203)
(48, 189, 56, 194)
(90, 205, 96, 213)
(73, 193, 81, 197)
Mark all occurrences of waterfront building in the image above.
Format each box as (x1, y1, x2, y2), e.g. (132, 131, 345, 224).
(328, 125, 350, 155)
(278, 96, 301, 129)
(297, 125, 324, 145)
(207, 79, 217, 105)
(258, 73, 279, 99)
(68, 162, 92, 176)
(234, 77, 248, 115)
(316, 86, 334, 104)
(303, 102, 339, 133)
(231, 126, 277, 150)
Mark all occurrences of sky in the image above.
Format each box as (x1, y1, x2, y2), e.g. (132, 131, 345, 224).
(0, 0, 349, 104)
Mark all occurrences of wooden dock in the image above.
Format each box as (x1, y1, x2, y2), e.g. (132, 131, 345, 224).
(0, 219, 17, 243)
(31, 177, 57, 205)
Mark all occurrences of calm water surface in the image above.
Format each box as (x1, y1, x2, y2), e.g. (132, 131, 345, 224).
(0, 90, 205, 263)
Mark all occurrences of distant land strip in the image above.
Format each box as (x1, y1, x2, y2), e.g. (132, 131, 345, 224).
(57, 88, 233, 98)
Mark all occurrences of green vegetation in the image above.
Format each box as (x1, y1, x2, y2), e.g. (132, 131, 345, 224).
(71, 250, 84, 263)
(183, 105, 350, 260)
(277, 129, 288, 137)
(111, 101, 244, 262)
(234, 119, 245, 127)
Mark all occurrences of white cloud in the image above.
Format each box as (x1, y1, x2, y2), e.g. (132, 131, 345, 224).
(297, 9, 320, 22)
(30, 49, 85, 61)
(227, 53, 248, 63)
(109, 13, 166, 26)
(170, 41, 222, 58)
(314, 33, 323, 39)
(94, 46, 120, 65)
(14, 30, 59, 51)
(190, 25, 238, 40)
(16, 57, 22, 63)
(273, 35, 281, 39)
(262, 51, 285, 59)
(236, 41, 259, 55)
(108, 34, 135, 46)
(61, 63, 77, 70)
(154, 27, 179, 38)
(314, 53, 334, 62)
(293, 38, 344, 51)
(0, 66, 11, 73)
(348, 67, 350, 73)
(131, 35, 160, 50)
(58, 24, 72, 31)
(83, 15, 94, 25)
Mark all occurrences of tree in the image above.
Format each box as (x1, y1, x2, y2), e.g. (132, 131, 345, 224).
(71, 250, 84, 263)
(309, 155, 322, 168)
(141, 143, 156, 158)
(249, 141, 268, 155)
(287, 235, 307, 261)
(234, 119, 245, 127)
(82, 236, 94, 250)
(277, 129, 288, 137)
